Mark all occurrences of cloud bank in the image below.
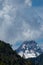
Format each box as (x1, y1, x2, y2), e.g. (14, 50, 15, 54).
(0, 0, 43, 46)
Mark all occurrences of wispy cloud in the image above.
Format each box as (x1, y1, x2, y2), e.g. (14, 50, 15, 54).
(0, 0, 43, 47)
(25, 0, 32, 6)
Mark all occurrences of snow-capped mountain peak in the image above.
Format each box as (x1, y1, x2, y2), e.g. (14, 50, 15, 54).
(16, 40, 42, 59)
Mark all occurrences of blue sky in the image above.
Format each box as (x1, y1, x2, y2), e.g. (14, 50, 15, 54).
(0, 0, 43, 49)
(32, 0, 43, 6)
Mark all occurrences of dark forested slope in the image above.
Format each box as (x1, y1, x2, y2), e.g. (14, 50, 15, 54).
(0, 40, 34, 65)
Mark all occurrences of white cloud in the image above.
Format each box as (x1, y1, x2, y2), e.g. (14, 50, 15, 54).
(22, 22, 41, 40)
(25, 0, 32, 6)
(0, 0, 43, 47)
(0, 0, 17, 43)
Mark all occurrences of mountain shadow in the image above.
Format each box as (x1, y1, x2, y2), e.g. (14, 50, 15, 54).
(0, 40, 35, 65)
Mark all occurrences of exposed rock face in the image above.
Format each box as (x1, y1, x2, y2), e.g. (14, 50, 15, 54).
(17, 40, 42, 59)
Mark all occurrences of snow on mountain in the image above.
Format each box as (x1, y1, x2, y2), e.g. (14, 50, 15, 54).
(16, 40, 42, 59)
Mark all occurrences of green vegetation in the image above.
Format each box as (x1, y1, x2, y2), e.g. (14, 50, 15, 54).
(0, 40, 39, 65)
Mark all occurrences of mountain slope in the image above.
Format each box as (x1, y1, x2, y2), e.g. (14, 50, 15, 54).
(0, 40, 34, 65)
(16, 40, 42, 59)
(35, 53, 43, 65)
(0, 40, 43, 65)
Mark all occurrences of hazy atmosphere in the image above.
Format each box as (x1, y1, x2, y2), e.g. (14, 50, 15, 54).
(0, 0, 43, 49)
